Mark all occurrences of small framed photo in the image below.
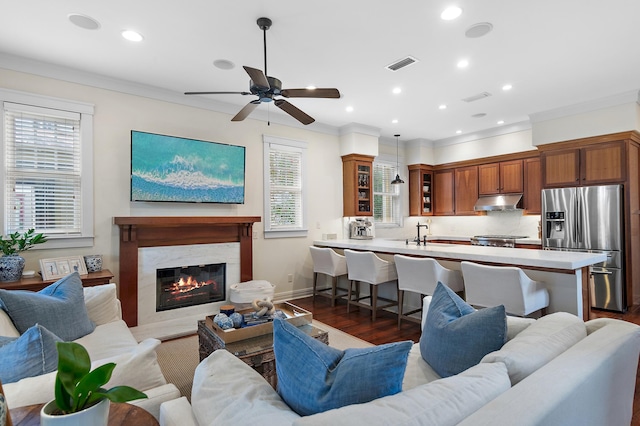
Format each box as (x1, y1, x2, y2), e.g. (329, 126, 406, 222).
(40, 256, 87, 280)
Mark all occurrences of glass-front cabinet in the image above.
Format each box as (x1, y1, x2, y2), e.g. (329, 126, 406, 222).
(342, 154, 374, 216)
(408, 164, 434, 216)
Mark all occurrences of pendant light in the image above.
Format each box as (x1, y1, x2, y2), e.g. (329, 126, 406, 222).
(391, 134, 404, 184)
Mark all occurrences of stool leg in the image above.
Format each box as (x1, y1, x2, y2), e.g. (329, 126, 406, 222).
(397, 289, 404, 329)
(347, 280, 353, 313)
(313, 272, 318, 299)
(371, 284, 378, 322)
(331, 276, 337, 307)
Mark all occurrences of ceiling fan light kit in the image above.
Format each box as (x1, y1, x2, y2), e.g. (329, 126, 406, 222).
(185, 17, 340, 125)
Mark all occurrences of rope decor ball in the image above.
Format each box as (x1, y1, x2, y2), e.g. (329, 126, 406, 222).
(252, 297, 276, 317)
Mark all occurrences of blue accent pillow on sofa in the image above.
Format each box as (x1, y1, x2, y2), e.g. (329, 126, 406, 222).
(0, 324, 62, 383)
(273, 318, 412, 416)
(0, 272, 95, 341)
(420, 282, 507, 378)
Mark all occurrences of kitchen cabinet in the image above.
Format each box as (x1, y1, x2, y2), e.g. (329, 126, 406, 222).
(434, 169, 455, 216)
(454, 166, 478, 215)
(523, 157, 542, 214)
(541, 140, 625, 187)
(478, 160, 523, 195)
(408, 164, 434, 216)
(342, 154, 374, 216)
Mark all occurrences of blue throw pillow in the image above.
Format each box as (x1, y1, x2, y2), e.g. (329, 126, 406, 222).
(420, 282, 507, 378)
(0, 324, 62, 384)
(0, 272, 95, 341)
(273, 318, 412, 416)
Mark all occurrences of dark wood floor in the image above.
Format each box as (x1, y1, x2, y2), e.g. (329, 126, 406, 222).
(291, 296, 640, 426)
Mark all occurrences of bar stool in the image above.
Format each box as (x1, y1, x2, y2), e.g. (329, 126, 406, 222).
(460, 261, 549, 317)
(309, 246, 349, 307)
(394, 255, 464, 328)
(344, 249, 398, 321)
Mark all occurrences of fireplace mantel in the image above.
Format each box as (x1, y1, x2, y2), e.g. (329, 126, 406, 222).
(115, 216, 261, 326)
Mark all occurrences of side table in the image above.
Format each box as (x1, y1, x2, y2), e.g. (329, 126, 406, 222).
(9, 402, 158, 426)
(197, 320, 329, 389)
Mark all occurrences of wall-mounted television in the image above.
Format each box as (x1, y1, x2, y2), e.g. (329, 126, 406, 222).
(130, 131, 245, 204)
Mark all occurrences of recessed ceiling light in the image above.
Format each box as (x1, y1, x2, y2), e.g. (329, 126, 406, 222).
(465, 22, 493, 38)
(456, 130, 462, 134)
(392, 87, 402, 94)
(121, 30, 144, 42)
(213, 59, 235, 70)
(346, 106, 354, 112)
(441, 6, 462, 20)
(68, 13, 101, 30)
(439, 104, 447, 110)
(392, 119, 399, 124)
(306, 85, 317, 90)
(502, 84, 513, 91)
(457, 59, 469, 69)
(497, 120, 505, 125)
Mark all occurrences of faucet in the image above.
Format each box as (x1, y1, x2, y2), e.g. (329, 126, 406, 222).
(415, 223, 429, 246)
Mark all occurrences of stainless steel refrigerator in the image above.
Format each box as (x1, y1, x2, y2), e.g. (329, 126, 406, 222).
(542, 184, 625, 312)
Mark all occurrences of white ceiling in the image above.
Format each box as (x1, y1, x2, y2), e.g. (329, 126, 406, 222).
(1, 0, 640, 143)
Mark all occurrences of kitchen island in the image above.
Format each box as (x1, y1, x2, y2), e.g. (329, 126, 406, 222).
(313, 238, 606, 320)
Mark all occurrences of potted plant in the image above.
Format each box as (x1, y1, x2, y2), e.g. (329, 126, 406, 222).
(40, 342, 147, 426)
(0, 229, 47, 282)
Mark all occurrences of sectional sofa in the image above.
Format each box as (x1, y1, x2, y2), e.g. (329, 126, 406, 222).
(159, 297, 640, 426)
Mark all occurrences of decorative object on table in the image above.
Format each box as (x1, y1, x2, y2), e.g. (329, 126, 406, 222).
(40, 341, 147, 426)
(39, 256, 88, 281)
(229, 280, 276, 304)
(213, 313, 234, 330)
(83, 255, 103, 273)
(0, 229, 47, 283)
(229, 312, 244, 328)
(219, 304, 235, 316)
(252, 297, 276, 317)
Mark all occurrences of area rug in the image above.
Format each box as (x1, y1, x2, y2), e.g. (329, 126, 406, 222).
(155, 320, 373, 401)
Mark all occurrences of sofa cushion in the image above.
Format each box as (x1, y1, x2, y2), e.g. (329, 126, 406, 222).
(74, 320, 139, 361)
(0, 272, 95, 341)
(83, 283, 120, 326)
(0, 308, 19, 338)
(293, 362, 511, 426)
(420, 282, 507, 378)
(273, 318, 412, 416)
(0, 324, 61, 384)
(481, 312, 586, 385)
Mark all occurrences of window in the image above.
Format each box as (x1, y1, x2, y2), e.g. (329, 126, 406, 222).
(1, 89, 94, 247)
(373, 160, 402, 226)
(263, 135, 307, 238)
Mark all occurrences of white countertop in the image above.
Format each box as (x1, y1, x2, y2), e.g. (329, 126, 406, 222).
(314, 238, 605, 271)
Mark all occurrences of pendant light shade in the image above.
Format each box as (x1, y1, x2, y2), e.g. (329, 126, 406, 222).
(391, 134, 404, 184)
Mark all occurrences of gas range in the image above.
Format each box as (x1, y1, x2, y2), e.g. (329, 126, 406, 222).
(470, 235, 528, 248)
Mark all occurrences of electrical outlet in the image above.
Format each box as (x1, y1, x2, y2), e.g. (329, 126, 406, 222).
(253, 230, 258, 239)
(287, 274, 293, 283)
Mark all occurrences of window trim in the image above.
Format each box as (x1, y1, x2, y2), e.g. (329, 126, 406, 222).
(0, 88, 94, 249)
(262, 135, 308, 239)
(373, 155, 403, 228)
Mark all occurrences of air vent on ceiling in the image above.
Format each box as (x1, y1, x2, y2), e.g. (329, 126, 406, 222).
(386, 56, 419, 72)
(462, 92, 492, 102)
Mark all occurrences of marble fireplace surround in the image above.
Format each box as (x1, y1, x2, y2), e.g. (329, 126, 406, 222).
(114, 216, 261, 330)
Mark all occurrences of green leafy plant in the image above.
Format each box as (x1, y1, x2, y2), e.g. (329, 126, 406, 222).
(0, 228, 47, 256)
(52, 342, 147, 415)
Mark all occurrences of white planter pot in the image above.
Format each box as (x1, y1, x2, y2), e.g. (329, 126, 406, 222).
(40, 398, 110, 426)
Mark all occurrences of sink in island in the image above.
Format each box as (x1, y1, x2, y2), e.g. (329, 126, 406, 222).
(313, 238, 607, 320)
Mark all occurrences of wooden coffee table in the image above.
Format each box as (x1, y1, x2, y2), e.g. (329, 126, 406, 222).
(9, 402, 158, 426)
(198, 320, 329, 389)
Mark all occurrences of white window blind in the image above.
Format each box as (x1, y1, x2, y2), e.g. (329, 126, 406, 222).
(4, 102, 82, 235)
(373, 161, 401, 226)
(263, 136, 307, 238)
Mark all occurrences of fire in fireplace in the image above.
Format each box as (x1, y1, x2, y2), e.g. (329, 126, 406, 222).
(156, 263, 225, 311)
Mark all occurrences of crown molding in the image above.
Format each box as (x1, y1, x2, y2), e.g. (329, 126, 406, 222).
(529, 89, 640, 123)
(433, 121, 531, 147)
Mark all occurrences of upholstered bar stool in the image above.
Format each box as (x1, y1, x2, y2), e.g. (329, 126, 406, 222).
(309, 246, 349, 307)
(394, 255, 464, 328)
(460, 261, 549, 317)
(344, 249, 398, 322)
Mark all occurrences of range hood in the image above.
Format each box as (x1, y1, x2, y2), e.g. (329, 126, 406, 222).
(473, 194, 523, 212)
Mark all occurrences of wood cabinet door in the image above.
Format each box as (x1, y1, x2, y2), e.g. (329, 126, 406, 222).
(523, 157, 542, 214)
(434, 169, 455, 216)
(408, 167, 422, 216)
(455, 166, 478, 215)
(500, 159, 524, 193)
(478, 163, 500, 195)
(581, 141, 626, 184)
(542, 148, 580, 187)
(408, 165, 433, 216)
(342, 155, 373, 216)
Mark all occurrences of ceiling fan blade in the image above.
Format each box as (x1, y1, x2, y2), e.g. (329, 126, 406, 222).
(274, 99, 315, 125)
(185, 91, 251, 95)
(243, 66, 270, 89)
(231, 100, 261, 122)
(280, 88, 341, 99)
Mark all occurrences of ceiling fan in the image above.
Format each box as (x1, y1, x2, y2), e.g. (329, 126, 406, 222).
(185, 17, 341, 125)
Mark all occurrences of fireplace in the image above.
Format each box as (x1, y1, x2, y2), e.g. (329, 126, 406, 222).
(156, 263, 226, 312)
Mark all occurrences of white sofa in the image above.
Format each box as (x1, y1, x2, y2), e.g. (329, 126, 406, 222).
(0, 283, 180, 419)
(159, 299, 640, 426)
